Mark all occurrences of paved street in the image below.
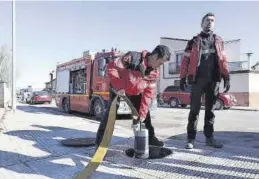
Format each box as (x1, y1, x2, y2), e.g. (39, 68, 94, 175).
(1, 103, 259, 179)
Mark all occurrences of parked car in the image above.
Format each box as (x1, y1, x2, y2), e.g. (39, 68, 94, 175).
(161, 85, 237, 110)
(157, 93, 164, 107)
(29, 91, 52, 105)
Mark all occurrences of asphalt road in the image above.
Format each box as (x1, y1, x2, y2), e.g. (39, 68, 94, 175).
(17, 101, 259, 143)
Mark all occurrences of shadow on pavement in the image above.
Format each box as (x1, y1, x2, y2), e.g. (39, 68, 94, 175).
(2, 121, 259, 179)
(103, 131, 259, 178)
(168, 131, 259, 151)
(167, 130, 259, 163)
(16, 105, 72, 117)
(1, 125, 129, 178)
(92, 171, 140, 179)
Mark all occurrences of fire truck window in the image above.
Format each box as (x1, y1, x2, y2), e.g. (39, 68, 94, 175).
(103, 64, 107, 76)
(69, 68, 87, 94)
(98, 57, 107, 77)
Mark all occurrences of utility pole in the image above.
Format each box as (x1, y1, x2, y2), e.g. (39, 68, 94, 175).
(12, 0, 16, 113)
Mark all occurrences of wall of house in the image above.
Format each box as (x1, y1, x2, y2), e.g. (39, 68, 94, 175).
(0, 82, 10, 108)
(224, 40, 241, 62)
(159, 38, 187, 93)
(249, 72, 259, 108)
(219, 71, 259, 107)
(220, 72, 250, 106)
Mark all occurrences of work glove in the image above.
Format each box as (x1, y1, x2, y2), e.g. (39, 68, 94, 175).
(132, 121, 140, 135)
(187, 75, 195, 85)
(139, 117, 145, 123)
(180, 78, 186, 91)
(223, 79, 230, 93)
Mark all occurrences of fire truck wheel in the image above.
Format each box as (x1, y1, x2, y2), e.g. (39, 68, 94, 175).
(94, 99, 104, 119)
(63, 98, 70, 113)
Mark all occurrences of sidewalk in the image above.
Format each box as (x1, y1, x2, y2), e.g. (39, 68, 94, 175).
(1, 105, 259, 179)
(0, 107, 7, 131)
(0, 108, 4, 118)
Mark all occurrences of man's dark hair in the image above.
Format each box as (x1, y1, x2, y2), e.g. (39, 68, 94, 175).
(201, 12, 215, 24)
(150, 45, 171, 60)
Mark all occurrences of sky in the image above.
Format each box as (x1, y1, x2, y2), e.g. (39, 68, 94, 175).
(1, 1, 259, 89)
(0, 2, 12, 49)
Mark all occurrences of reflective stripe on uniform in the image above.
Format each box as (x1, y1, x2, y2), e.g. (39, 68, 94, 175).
(147, 82, 156, 88)
(200, 49, 216, 54)
(183, 52, 191, 57)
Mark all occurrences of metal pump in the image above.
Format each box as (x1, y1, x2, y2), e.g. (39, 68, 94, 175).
(133, 122, 149, 159)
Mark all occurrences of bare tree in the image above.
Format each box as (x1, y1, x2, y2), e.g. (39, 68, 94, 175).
(0, 44, 12, 88)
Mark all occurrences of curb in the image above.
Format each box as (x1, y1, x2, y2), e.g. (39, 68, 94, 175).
(229, 108, 259, 112)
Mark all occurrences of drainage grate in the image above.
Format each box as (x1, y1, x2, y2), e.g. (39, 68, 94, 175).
(125, 146, 173, 159)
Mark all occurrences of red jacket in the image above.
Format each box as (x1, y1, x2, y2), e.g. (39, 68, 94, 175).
(180, 34, 230, 81)
(107, 51, 159, 119)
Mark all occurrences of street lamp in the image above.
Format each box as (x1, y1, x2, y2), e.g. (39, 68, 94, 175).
(12, 0, 16, 112)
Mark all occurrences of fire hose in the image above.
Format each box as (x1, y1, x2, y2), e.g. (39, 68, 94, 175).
(74, 88, 139, 179)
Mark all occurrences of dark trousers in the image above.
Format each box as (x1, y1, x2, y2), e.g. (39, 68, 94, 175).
(95, 91, 155, 146)
(187, 77, 220, 140)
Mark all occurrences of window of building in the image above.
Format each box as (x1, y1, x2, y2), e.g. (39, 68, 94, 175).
(168, 53, 183, 75)
(176, 53, 183, 71)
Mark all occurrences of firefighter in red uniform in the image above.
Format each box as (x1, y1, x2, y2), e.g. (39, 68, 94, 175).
(180, 13, 230, 149)
(95, 45, 171, 148)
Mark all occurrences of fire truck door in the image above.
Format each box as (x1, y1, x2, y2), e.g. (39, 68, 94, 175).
(79, 95, 89, 113)
(70, 95, 79, 111)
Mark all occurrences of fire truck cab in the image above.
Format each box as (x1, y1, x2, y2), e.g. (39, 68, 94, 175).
(55, 49, 132, 119)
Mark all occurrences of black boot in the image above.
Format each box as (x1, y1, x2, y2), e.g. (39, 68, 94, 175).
(149, 136, 164, 147)
(205, 137, 223, 148)
(185, 139, 195, 149)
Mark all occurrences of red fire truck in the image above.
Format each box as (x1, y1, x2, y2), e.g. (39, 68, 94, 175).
(55, 49, 132, 119)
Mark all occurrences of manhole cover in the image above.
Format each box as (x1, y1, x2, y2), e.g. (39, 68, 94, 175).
(61, 138, 95, 147)
(125, 146, 172, 159)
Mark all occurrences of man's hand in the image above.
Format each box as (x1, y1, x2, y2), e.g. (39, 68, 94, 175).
(180, 78, 186, 91)
(132, 120, 145, 135)
(117, 89, 125, 96)
(139, 117, 145, 123)
(223, 79, 230, 93)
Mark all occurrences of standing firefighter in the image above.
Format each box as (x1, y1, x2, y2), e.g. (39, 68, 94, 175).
(95, 45, 171, 148)
(180, 13, 230, 149)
